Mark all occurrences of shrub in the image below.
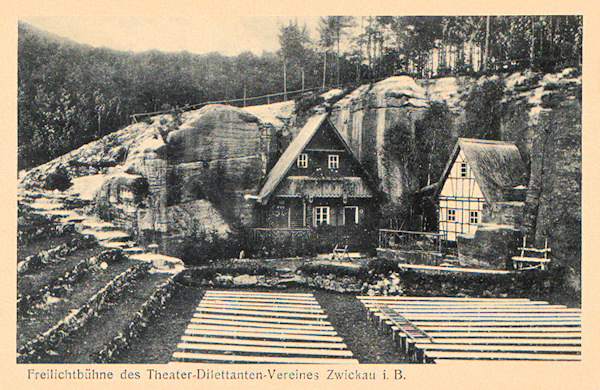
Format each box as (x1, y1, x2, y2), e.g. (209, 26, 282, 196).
(298, 262, 365, 280)
(44, 167, 72, 191)
(131, 177, 150, 204)
(295, 93, 325, 114)
(459, 78, 506, 140)
(366, 258, 398, 277)
(96, 203, 116, 222)
(176, 230, 241, 266)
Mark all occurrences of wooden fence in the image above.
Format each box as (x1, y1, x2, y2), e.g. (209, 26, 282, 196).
(130, 86, 322, 123)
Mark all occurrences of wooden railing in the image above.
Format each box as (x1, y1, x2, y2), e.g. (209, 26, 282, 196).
(378, 229, 444, 253)
(130, 86, 322, 123)
(512, 237, 551, 270)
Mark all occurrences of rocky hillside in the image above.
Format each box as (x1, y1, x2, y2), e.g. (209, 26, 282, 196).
(19, 70, 582, 291)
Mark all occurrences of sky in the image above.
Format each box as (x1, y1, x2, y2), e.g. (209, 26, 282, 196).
(19, 15, 324, 56)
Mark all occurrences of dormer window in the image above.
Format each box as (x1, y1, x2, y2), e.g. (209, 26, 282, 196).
(328, 154, 339, 169)
(297, 153, 308, 168)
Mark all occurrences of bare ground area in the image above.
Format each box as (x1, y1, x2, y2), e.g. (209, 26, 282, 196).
(113, 282, 205, 363)
(17, 246, 105, 299)
(313, 290, 408, 363)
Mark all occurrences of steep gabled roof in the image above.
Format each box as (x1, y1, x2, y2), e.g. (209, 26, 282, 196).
(256, 113, 371, 204)
(436, 138, 528, 203)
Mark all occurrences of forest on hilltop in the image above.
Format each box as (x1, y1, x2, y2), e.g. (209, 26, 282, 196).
(18, 16, 582, 170)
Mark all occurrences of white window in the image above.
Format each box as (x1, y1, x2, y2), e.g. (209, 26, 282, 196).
(470, 210, 478, 224)
(328, 154, 339, 169)
(447, 209, 456, 221)
(314, 206, 330, 226)
(460, 162, 467, 177)
(297, 153, 308, 168)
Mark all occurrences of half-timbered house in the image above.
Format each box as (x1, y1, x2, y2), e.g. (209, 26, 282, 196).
(433, 138, 528, 241)
(254, 114, 377, 237)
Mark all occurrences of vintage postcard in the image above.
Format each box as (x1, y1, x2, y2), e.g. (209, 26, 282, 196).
(3, 1, 599, 389)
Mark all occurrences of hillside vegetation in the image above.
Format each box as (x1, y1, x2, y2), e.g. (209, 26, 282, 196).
(18, 16, 582, 169)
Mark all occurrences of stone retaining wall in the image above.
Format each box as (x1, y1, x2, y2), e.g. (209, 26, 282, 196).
(304, 274, 364, 293)
(95, 273, 179, 363)
(376, 248, 444, 266)
(17, 260, 150, 363)
(17, 249, 125, 314)
(18, 233, 97, 275)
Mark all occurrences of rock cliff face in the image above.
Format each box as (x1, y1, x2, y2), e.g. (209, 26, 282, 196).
(19, 72, 581, 289)
(524, 99, 582, 288)
(19, 103, 294, 255)
(329, 76, 428, 201)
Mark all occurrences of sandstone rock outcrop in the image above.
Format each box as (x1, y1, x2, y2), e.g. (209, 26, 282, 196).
(18, 72, 581, 288)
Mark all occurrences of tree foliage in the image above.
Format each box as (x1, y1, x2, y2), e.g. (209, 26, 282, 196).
(18, 16, 582, 170)
(18, 23, 288, 169)
(460, 78, 506, 140)
(414, 102, 454, 187)
(318, 16, 355, 85)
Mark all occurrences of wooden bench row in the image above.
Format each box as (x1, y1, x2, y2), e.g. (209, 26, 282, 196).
(177, 342, 354, 358)
(173, 290, 358, 365)
(359, 296, 581, 363)
(197, 302, 324, 314)
(181, 335, 348, 349)
(173, 351, 359, 364)
(195, 312, 328, 325)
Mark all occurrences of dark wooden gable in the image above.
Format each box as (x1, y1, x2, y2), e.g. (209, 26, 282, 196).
(286, 118, 363, 178)
(305, 119, 345, 150)
(257, 114, 376, 204)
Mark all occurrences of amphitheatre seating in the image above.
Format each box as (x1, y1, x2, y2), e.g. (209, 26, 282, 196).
(172, 290, 359, 364)
(358, 295, 580, 363)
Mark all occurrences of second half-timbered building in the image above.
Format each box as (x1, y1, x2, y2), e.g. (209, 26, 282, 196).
(433, 138, 528, 241)
(254, 114, 377, 233)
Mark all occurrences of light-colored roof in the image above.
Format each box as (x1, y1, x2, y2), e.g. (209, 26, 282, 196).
(256, 114, 328, 204)
(257, 113, 372, 204)
(436, 138, 528, 203)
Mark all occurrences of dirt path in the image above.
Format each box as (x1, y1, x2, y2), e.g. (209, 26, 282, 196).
(313, 290, 408, 363)
(114, 283, 205, 363)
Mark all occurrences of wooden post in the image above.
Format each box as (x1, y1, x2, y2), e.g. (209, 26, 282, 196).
(322, 51, 327, 89)
(415, 348, 425, 364)
(400, 335, 407, 354)
(283, 60, 287, 100)
(407, 340, 416, 360)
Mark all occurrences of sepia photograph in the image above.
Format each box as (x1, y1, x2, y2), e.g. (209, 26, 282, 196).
(7, 6, 596, 387)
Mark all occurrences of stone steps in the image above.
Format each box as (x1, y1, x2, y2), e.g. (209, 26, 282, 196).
(20, 190, 184, 273)
(18, 189, 186, 363)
